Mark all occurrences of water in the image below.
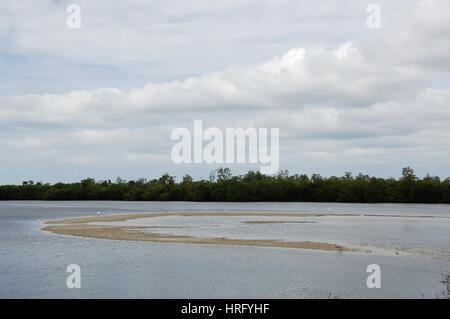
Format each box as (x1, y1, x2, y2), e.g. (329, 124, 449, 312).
(1, 201, 450, 298)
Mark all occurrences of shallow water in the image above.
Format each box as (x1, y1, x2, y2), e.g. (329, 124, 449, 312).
(1, 201, 450, 298)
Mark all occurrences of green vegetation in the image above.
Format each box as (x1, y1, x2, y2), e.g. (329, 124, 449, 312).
(1, 167, 449, 203)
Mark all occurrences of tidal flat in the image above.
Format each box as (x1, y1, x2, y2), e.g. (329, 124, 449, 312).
(1, 201, 450, 298)
(42, 212, 350, 251)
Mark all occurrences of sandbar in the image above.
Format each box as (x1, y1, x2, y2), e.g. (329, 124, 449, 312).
(42, 212, 349, 252)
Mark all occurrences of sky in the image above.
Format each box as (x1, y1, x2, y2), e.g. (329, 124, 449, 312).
(0, 0, 450, 184)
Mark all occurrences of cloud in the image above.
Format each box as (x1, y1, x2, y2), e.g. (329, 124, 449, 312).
(362, 0, 450, 70)
(0, 0, 420, 95)
(0, 41, 423, 131)
(1, 0, 450, 182)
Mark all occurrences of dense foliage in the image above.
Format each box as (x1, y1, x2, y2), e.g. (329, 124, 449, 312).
(1, 167, 449, 203)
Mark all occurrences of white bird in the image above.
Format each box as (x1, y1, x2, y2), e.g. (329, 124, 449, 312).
(97, 212, 101, 215)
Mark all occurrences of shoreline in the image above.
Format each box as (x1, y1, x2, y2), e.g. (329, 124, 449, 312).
(42, 212, 350, 252)
(44, 210, 450, 226)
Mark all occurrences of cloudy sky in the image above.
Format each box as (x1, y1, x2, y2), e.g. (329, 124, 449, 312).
(0, 0, 449, 184)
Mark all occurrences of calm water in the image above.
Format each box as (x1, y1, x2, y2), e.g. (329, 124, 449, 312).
(1, 201, 450, 298)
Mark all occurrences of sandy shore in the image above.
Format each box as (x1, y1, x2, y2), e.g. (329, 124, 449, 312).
(44, 211, 325, 225)
(242, 220, 317, 224)
(42, 212, 350, 252)
(45, 211, 449, 226)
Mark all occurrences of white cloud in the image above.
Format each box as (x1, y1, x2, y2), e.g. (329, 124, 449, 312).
(362, 0, 450, 70)
(0, 41, 423, 130)
(1, 0, 450, 182)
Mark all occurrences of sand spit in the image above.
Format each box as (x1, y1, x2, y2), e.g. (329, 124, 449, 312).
(42, 224, 348, 251)
(44, 211, 450, 226)
(44, 212, 324, 225)
(43, 211, 449, 252)
(242, 220, 317, 224)
(42, 212, 349, 252)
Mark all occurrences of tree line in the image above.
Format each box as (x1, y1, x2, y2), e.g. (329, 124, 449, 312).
(1, 167, 449, 203)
